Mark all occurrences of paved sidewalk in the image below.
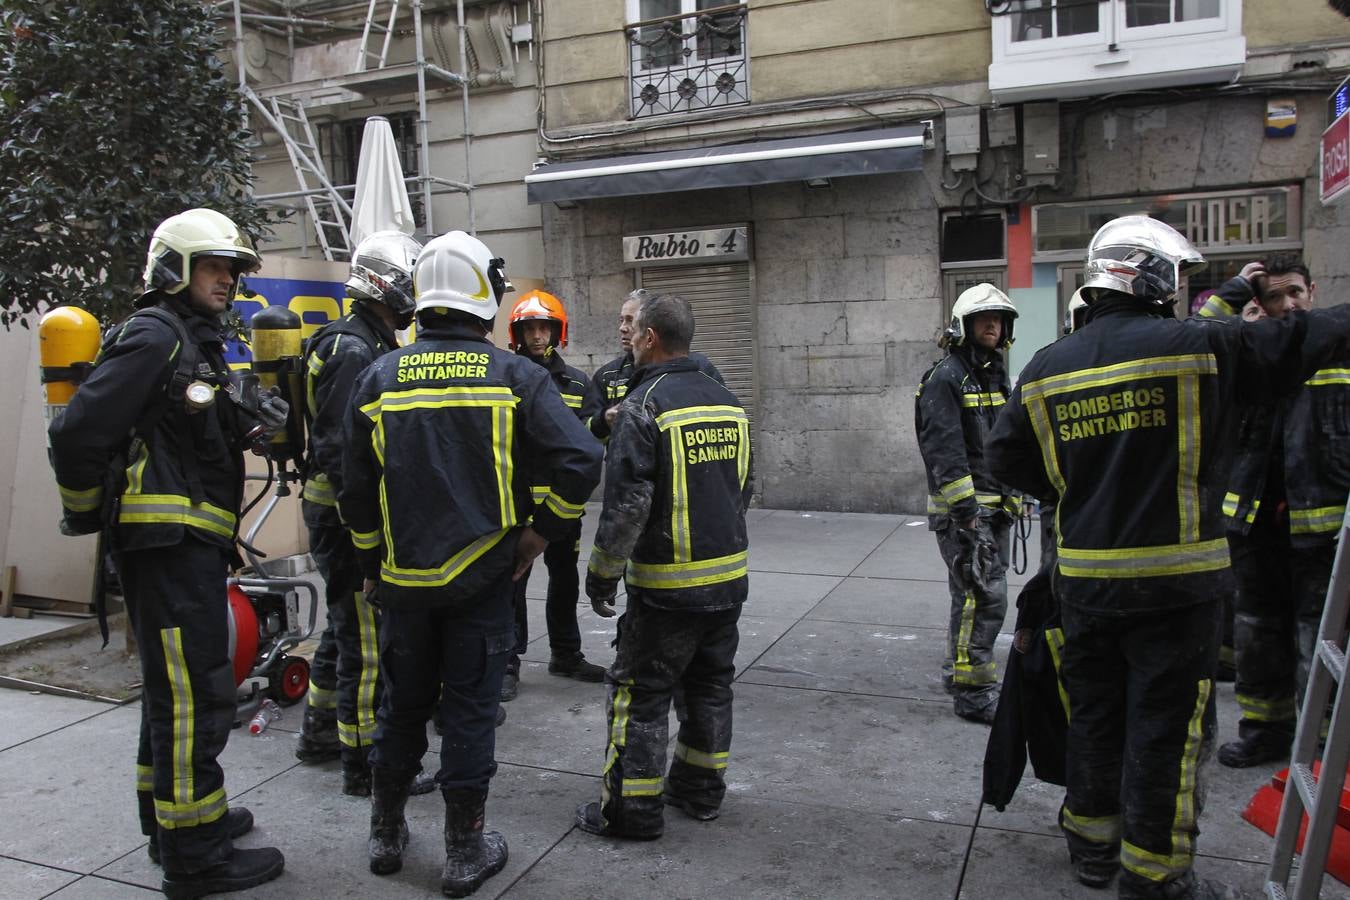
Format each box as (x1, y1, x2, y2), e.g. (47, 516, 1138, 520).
(0, 508, 1344, 899)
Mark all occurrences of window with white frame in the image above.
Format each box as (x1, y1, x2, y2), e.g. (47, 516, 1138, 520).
(626, 0, 749, 118)
(989, 0, 1244, 103)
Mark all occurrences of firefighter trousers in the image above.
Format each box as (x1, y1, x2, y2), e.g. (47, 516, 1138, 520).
(1059, 599, 1219, 899)
(308, 520, 383, 766)
(508, 519, 583, 668)
(1229, 521, 1334, 743)
(120, 538, 237, 875)
(370, 571, 514, 790)
(935, 516, 1010, 716)
(600, 593, 741, 836)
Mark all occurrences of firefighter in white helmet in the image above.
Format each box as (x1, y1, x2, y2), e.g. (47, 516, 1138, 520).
(914, 282, 1020, 725)
(49, 209, 285, 896)
(340, 231, 601, 896)
(988, 215, 1350, 897)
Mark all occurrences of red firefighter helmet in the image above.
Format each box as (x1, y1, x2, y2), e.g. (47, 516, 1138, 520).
(508, 290, 568, 349)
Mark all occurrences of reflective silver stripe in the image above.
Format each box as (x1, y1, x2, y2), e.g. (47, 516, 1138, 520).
(1290, 505, 1345, 535)
(561, 392, 583, 409)
(1061, 808, 1121, 844)
(155, 788, 227, 830)
(351, 528, 380, 550)
(160, 628, 194, 807)
(306, 682, 337, 710)
(1020, 353, 1218, 401)
(119, 495, 236, 539)
(626, 550, 748, 589)
(674, 741, 729, 770)
(960, 392, 1005, 408)
(1057, 538, 1229, 578)
(655, 404, 748, 431)
(360, 386, 520, 421)
(381, 528, 509, 587)
(621, 777, 663, 797)
(59, 483, 103, 512)
(303, 474, 336, 507)
(939, 474, 976, 506)
(588, 545, 627, 580)
(1176, 374, 1201, 543)
(1307, 367, 1350, 386)
(670, 426, 691, 562)
(136, 764, 154, 793)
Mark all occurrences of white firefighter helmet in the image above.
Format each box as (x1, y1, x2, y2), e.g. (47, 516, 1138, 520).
(1081, 215, 1205, 306)
(413, 231, 512, 321)
(1063, 288, 1089, 334)
(943, 282, 1017, 349)
(347, 231, 422, 317)
(143, 208, 260, 295)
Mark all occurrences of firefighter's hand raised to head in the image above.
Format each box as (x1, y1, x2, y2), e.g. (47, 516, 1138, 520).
(513, 525, 548, 581)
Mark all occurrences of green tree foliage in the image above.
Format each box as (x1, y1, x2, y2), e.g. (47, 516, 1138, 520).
(0, 0, 279, 326)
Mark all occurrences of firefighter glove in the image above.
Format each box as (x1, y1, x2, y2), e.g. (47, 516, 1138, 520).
(586, 571, 618, 618)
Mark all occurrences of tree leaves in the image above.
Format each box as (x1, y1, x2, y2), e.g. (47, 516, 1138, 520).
(0, 0, 282, 327)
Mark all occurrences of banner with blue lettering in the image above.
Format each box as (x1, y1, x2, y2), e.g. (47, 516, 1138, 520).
(226, 276, 351, 369)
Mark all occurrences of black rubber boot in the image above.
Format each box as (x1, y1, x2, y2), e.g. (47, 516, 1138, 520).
(662, 789, 719, 822)
(343, 747, 373, 797)
(548, 651, 605, 682)
(295, 705, 340, 763)
(368, 768, 414, 875)
(1217, 732, 1291, 768)
(441, 788, 508, 898)
(499, 668, 519, 702)
(148, 807, 255, 865)
(160, 846, 284, 898)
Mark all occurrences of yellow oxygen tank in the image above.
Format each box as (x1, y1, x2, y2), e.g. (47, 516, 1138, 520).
(38, 306, 101, 416)
(249, 306, 305, 466)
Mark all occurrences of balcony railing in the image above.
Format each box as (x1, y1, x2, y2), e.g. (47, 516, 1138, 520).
(627, 4, 748, 119)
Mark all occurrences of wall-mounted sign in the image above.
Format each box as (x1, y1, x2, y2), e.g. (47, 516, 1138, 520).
(1032, 186, 1302, 262)
(623, 225, 750, 266)
(1323, 112, 1350, 206)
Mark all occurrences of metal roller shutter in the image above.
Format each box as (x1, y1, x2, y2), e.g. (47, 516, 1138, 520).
(637, 262, 757, 428)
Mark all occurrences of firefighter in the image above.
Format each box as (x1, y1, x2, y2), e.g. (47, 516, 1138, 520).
(1197, 256, 1350, 769)
(987, 216, 1350, 899)
(341, 231, 602, 896)
(583, 288, 725, 442)
(501, 289, 605, 699)
(48, 209, 285, 896)
(575, 292, 753, 839)
(914, 282, 1020, 725)
(296, 230, 429, 794)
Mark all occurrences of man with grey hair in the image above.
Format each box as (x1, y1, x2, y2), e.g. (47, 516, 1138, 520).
(584, 289, 727, 442)
(575, 292, 753, 839)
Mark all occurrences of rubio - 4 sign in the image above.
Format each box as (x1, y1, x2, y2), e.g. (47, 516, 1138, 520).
(623, 226, 751, 266)
(1323, 112, 1349, 206)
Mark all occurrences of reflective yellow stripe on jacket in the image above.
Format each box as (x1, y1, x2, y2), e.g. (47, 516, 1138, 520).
(302, 472, 337, 507)
(626, 550, 749, 590)
(961, 392, 1006, 409)
(1057, 538, 1229, 579)
(59, 483, 103, 513)
(119, 495, 237, 540)
(381, 528, 510, 588)
(1290, 505, 1345, 536)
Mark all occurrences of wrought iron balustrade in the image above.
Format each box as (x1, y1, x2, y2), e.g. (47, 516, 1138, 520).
(627, 4, 748, 119)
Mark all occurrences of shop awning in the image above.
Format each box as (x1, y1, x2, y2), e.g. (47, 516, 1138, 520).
(524, 124, 929, 205)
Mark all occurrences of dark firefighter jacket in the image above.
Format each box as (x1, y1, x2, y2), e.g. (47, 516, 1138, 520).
(583, 351, 725, 440)
(49, 294, 246, 551)
(300, 303, 399, 524)
(517, 346, 600, 508)
(586, 356, 753, 612)
(1197, 277, 1350, 545)
(915, 343, 1021, 529)
(987, 294, 1350, 616)
(340, 317, 603, 606)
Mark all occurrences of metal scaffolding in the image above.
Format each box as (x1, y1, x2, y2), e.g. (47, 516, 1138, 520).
(225, 0, 479, 259)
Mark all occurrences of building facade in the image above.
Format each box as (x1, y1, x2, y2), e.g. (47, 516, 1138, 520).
(239, 0, 1350, 514)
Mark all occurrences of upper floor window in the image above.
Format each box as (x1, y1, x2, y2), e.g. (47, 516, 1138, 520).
(626, 1, 749, 119)
(989, 0, 1244, 102)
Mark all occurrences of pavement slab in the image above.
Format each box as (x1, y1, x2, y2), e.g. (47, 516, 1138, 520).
(4, 506, 1348, 900)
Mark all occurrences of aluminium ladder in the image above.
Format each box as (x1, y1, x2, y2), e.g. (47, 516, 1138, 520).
(1264, 497, 1350, 899)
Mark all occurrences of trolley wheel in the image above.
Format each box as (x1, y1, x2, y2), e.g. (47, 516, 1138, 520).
(270, 655, 310, 706)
